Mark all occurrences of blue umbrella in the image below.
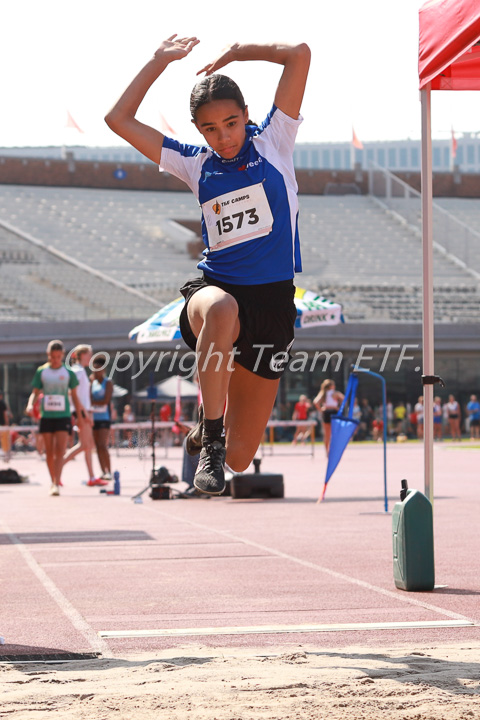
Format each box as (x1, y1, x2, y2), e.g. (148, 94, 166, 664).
(129, 297, 184, 343)
(321, 374, 359, 501)
(129, 289, 343, 344)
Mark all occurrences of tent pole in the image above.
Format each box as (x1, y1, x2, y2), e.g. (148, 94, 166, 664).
(420, 86, 434, 505)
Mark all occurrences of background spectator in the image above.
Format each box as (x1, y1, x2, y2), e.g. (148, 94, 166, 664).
(0, 390, 11, 462)
(433, 396, 443, 441)
(314, 380, 344, 455)
(415, 396, 424, 440)
(394, 401, 407, 436)
(466, 394, 480, 440)
(446, 394, 461, 440)
(122, 404, 136, 448)
(291, 394, 311, 445)
(359, 398, 374, 440)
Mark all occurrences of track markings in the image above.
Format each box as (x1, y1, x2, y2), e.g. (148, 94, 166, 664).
(0, 521, 110, 655)
(99, 619, 474, 639)
(138, 504, 476, 625)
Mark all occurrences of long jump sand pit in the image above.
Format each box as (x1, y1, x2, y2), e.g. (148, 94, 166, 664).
(2, 641, 480, 719)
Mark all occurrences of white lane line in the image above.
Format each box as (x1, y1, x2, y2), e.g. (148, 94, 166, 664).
(16, 532, 148, 540)
(138, 505, 475, 624)
(26, 541, 243, 553)
(99, 620, 474, 639)
(40, 554, 271, 568)
(0, 521, 109, 655)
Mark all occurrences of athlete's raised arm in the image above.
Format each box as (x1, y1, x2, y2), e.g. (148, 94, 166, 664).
(105, 35, 200, 164)
(197, 42, 310, 120)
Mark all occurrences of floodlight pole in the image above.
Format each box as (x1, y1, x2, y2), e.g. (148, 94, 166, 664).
(420, 86, 435, 505)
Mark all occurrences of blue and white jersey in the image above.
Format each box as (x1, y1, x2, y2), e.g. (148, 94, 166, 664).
(160, 105, 303, 285)
(91, 378, 111, 422)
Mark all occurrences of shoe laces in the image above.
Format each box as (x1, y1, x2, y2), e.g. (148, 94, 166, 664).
(201, 440, 225, 472)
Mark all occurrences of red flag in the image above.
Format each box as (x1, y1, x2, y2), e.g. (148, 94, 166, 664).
(159, 113, 177, 137)
(65, 110, 84, 134)
(352, 127, 363, 150)
(451, 127, 457, 160)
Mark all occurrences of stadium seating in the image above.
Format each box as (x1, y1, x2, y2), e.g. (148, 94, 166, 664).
(0, 185, 478, 323)
(0, 224, 155, 322)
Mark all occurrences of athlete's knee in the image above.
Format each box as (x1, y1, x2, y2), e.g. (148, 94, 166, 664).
(226, 443, 255, 473)
(190, 290, 238, 337)
(204, 293, 238, 328)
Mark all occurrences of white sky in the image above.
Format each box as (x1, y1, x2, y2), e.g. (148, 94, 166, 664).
(2, 0, 479, 148)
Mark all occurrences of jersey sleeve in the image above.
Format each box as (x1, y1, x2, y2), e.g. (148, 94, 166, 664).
(68, 368, 79, 389)
(32, 366, 44, 389)
(257, 105, 303, 156)
(159, 137, 208, 196)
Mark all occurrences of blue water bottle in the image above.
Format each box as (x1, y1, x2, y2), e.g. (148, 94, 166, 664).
(113, 471, 120, 495)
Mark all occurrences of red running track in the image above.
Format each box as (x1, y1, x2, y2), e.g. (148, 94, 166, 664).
(0, 441, 479, 659)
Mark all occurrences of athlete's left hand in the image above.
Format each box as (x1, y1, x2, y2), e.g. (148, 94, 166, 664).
(197, 44, 238, 76)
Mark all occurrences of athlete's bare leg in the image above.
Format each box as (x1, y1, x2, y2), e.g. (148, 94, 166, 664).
(53, 432, 69, 484)
(93, 428, 111, 474)
(187, 287, 287, 474)
(43, 431, 69, 485)
(187, 287, 240, 421)
(42, 433, 56, 483)
(323, 423, 332, 456)
(224, 364, 279, 472)
(63, 421, 95, 478)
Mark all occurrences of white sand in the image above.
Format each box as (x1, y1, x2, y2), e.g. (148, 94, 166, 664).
(2, 641, 480, 719)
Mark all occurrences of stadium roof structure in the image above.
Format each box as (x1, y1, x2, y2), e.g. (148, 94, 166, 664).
(419, 0, 480, 504)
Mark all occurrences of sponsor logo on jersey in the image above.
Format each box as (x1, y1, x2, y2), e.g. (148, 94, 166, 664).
(238, 158, 263, 171)
(203, 171, 223, 180)
(212, 202, 221, 215)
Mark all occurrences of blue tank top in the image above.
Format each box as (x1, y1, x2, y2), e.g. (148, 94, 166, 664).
(91, 378, 111, 422)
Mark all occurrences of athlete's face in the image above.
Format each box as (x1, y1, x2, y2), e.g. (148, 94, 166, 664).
(193, 99, 248, 159)
(48, 349, 64, 369)
(79, 350, 92, 367)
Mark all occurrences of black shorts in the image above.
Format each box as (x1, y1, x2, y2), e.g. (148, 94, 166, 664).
(39, 417, 72, 434)
(470, 418, 480, 427)
(93, 420, 111, 430)
(322, 409, 338, 425)
(179, 274, 297, 380)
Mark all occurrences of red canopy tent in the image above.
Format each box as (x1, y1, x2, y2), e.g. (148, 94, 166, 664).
(419, 0, 480, 503)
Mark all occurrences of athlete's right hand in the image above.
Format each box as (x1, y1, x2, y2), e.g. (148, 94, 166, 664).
(153, 35, 200, 63)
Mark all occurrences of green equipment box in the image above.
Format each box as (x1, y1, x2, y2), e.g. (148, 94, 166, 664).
(392, 482, 435, 592)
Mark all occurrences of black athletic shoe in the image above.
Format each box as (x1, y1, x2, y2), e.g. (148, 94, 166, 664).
(185, 404, 204, 456)
(193, 439, 226, 496)
(181, 486, 211, 499)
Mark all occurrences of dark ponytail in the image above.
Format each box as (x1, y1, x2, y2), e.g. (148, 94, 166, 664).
(190, 74, 255, 125)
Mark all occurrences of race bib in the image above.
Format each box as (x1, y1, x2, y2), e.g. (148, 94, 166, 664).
(93, 404, 108, 414)
(44, 395, 65, 412)
(202, 183, 273, 252)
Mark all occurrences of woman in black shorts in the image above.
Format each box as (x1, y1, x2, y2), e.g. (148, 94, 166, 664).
(314, 379, 344, 456)
(105, 35, 310, 495)
(26, 340, 84, 496)
(90, 355, 113, 483)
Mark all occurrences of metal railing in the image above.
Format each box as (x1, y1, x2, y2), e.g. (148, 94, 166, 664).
(367, 162, 480, 282)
